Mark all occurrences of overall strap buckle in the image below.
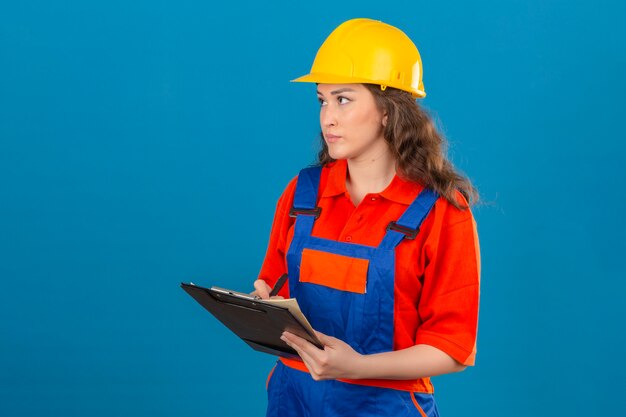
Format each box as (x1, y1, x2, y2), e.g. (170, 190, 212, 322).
(386, 221, 419, 240)
(289, 207, 322, 219)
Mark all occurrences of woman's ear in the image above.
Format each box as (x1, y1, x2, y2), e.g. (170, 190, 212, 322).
(382, 113, 388, 127)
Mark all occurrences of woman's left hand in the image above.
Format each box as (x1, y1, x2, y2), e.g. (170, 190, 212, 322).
(280, 330, 365, 380)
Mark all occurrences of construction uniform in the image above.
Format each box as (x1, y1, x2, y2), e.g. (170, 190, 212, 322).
(259, 160, 480, 416)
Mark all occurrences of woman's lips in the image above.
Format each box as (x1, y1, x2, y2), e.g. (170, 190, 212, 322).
(325, 134, 341, 143)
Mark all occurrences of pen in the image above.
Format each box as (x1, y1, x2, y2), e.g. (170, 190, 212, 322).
(269, 273, 289, 297)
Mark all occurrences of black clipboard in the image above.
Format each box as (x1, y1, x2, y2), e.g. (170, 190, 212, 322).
(181, 282, 323, 359)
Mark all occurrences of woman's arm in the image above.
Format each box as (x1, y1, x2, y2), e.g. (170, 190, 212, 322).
(281, 330, 466, 381)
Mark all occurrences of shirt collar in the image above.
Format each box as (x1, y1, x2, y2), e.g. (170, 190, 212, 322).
(321, 159, 424, 205)
(320, 160, 348, 198)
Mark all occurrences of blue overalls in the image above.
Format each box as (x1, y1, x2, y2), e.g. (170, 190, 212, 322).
(266, 166, 440, 417)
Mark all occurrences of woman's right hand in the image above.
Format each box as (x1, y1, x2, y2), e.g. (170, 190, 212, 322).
(252, 279, 272, 299)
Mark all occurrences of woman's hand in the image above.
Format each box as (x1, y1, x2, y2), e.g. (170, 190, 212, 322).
(281, 331, 365, 380)
(252, 279, 272, 299)
(251, 279, 283, 300)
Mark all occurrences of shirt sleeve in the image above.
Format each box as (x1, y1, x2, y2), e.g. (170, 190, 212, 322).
(257, 177, 297, 298)
(414, 199, 481, 366)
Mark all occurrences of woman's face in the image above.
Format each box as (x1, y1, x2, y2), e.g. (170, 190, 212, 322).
(317, 83, 388, 162)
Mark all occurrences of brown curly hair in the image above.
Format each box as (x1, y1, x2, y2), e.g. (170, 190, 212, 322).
(317, 85, 478, 209)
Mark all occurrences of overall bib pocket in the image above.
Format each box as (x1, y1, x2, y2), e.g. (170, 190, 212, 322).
(300, 247, 369, 294)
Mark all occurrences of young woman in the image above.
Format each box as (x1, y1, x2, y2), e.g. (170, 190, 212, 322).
(253, 18, 480, 417)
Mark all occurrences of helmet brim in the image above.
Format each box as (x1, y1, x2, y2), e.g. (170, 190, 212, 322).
(291, 72, 426, 98)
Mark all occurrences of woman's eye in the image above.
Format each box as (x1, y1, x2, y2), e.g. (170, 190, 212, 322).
(318, 98, 327, 106)
(338, 96, 350, 104)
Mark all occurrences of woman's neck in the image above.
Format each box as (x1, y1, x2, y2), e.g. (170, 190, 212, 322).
(345, 150, 396, 206)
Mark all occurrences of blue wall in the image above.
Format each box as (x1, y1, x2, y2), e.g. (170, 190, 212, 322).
(1, 1, 625, 415)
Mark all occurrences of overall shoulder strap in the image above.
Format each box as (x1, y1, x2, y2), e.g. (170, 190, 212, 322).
(290, 166, 323, 237)
(379, 188, 439, 249)
(292, 166, 322, 211)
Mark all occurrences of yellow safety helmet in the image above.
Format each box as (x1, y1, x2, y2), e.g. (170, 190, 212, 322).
(292, 18, 426, 98)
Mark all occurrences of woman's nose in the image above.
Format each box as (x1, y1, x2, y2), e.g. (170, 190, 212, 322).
(321, 106, 337, 127)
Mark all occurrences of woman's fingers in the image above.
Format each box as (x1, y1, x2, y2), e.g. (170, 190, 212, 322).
(252, 279, 272, 299)
(281, 331, 327, 379)
(313, 330, 335, 346)
(282, 330, 363, 380)
(281, 332, 324, 357)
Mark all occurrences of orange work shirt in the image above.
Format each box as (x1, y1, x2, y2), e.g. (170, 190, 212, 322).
(258, 159, 480, 392)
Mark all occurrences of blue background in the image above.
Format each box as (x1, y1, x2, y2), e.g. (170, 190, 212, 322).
(1, 0, 625, 416)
